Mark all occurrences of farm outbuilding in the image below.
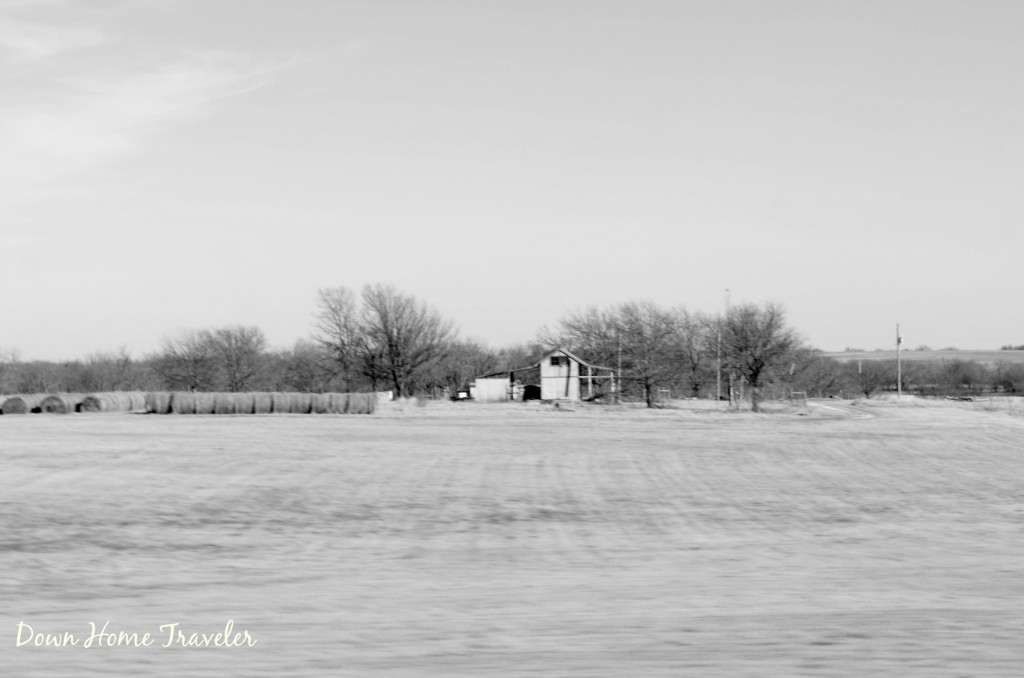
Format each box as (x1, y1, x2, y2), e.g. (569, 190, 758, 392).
(538, 348, 616, 401)
(469, 348, 616, 403)
(471, 377, 513, 402)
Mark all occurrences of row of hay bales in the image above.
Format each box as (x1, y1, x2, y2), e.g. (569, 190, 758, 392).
(0, 392, 147, 414)
(0, 391, 375, 415)
(145, 392, 376, 415)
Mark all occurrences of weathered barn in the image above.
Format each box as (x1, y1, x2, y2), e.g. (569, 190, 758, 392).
(538, 348, 616, 401)
(469, 348, 616, 402)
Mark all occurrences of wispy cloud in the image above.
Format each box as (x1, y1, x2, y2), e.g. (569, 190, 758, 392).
(1, 55, 273, 204)
(0, 16, 103, 62)
(0, 4, 287, 206)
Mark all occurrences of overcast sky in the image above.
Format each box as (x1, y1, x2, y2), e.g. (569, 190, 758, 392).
(2, 0, 1022, 360)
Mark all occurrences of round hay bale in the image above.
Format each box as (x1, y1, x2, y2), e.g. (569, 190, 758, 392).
(1, 394, 45, 414)
(125, 391, 147, 411)
(272, 393, 294, 414)
(213, 392, 236, 415)
(145, 392, 172, 414)
(347, 393, 376, 414)
(79, 392, 145, 413)
(194, 392, 216, 415)
(78, 393, 121, 412)
(327, 392, 349, 414)
(77, 395, 100, 412)
(270, 392, 292, 414)
(253, 392, 272, 414)
(112, 393, 130, 410)
(310, 393, 330, 414)
(292, 392, 313, 414)
(39, 393, 84, 414)
(169, 392, 195, 414)
(234, 392, 256, 415)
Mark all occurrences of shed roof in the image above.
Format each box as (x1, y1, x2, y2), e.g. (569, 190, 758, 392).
(522, 347, 616, 373)
(473, 347, 616, 381)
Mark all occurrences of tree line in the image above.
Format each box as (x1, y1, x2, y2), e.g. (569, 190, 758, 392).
(2, 285, 1023, 407)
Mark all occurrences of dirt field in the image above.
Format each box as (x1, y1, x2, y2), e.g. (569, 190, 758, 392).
(2, 400, 1023, 677)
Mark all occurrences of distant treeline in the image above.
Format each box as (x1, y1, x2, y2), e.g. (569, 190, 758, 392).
(1, 285, 1022, 404)
(814, 358, 1024, 398)
(3, 340, 1018, 403)
(0, 328, 543, 400)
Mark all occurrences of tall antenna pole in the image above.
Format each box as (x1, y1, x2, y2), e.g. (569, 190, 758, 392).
(716, 327, 722, 403)
(717, 289, 727, 403)
(724, 289, 732, 406)
(896, 323, 902, 399)
(617, 324, 623, 405)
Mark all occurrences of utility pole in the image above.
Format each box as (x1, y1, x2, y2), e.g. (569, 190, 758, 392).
(716, 324, 722, 403)
(614, 324, 622, 405)
(896, 323, 902, 400)
(617, 326, 623, 404)
(717, 290, 726, 404)
(724, 289, 732, 407)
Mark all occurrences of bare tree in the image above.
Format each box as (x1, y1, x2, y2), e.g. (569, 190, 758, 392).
(207, 325, 267, 392)
(81, 347, 134, 392)
(0, 347, 21, 394)
(8, 361, 60, 393)
(721, 302, 797, 412)
(784, 348, 845, 398)
(153, 330, 219, 391)
(313, 287, 361, 391)
(842, 360, 890, 398)
(280, 340, 333, 393)
(434, 340, 499, 396)
(674, 309, 716, 398)
(358, 284, 456, 397)
(553, 302, 678, 407)
(547, 306, 619, 368)
(993, 360, 1024, 394)
(938, 359, 987, 396)
(617, 301, 678, 407)
(493, 342, 546, 372)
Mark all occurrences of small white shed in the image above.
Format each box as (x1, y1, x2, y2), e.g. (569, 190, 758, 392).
(470, 377, 511, 402)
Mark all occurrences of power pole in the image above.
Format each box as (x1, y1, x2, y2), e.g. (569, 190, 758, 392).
(896, 323, 902, 400)
(613, 324, 622, 405)
(617, 326, 623, 404)
(724, 289, 732, 407)
(716, 324, 722, 403)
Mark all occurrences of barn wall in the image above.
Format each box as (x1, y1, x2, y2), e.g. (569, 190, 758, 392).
(471, 378, 510, 402)
(540, 355, 580, 400)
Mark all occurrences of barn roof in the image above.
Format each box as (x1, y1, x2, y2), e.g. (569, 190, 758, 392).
(525, 347, 616, 373)
(473, 347, 615, 381)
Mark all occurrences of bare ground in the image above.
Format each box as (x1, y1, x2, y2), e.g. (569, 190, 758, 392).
(1, 400, 1022, 676)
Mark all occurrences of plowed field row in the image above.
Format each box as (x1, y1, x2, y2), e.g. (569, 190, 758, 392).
(2, 402, 1022, 676)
